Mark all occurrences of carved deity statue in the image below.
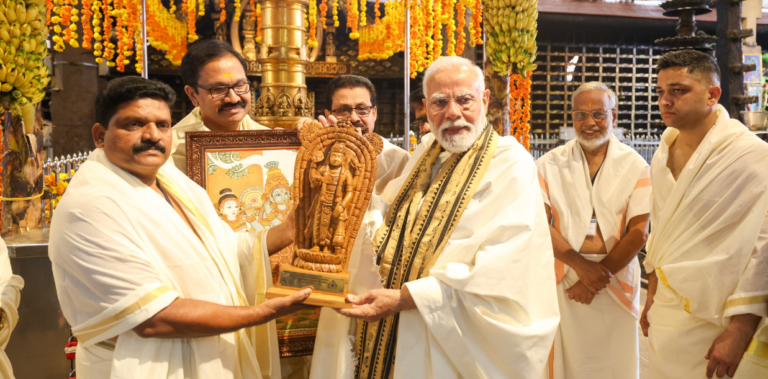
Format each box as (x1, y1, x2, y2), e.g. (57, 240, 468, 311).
(277, 93, 292, 117)
(308, 142, 357, 255)
(265, 119, 383, 307)
(257, 87, 275, 116)
(294, 90, 312, 118)
(241, 9, 257, 61)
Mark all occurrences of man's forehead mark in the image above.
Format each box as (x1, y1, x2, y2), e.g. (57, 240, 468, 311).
(588, 101, 592, 107)
(222, 73, 233, 78)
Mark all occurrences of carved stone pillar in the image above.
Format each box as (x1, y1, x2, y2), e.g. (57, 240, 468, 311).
(253, 0, 309, 129)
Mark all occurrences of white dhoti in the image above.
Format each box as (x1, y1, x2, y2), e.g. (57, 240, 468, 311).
(644, 105, 768, 378)
(537, 136, 649, 379)
(0, 239, 23, 379)
(50, 149, 280, 379)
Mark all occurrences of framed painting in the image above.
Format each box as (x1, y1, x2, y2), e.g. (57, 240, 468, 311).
(743, 54, 762, 84)
(186, 129, 318, 357)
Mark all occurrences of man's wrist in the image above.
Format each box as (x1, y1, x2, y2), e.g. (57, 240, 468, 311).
(728, 313, 762, 336)
(397, 286, 417, 313)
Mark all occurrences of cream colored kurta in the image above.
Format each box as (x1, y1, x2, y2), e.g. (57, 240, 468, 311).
(171, 107, 269, 172)
(537, 136, 649, 379)
(0, 239, 23, 379)
(644, 105, 768, 378)
(50, 149, 280, 379)
(309, 133, 560, 379)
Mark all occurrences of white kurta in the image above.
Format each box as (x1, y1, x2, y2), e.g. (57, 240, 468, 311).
(644, 105, 768, 378)
(0, 239, 23, 379)
(373, 139, 409, 196)
(537, 136, 649, 379)
(309, 133, 560, 379)
(171, 107, 269, 172)
(50, 149, 280, 379)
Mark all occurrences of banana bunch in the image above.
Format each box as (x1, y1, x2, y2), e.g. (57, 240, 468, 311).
(0, 0, 50, 115)
(483, 0, 539, 77)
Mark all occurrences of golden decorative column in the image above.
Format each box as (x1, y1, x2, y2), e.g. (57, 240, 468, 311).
(253, 0, 311, 129)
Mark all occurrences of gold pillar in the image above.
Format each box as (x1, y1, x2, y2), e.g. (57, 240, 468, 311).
(252, 0, 312, 129)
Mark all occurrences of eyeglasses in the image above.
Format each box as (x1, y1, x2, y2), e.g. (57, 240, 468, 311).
(331, 106, 373, 118)
(194, 82, 250, 98)
(572, 109, 611, 122)
(427, 94, 477, 113)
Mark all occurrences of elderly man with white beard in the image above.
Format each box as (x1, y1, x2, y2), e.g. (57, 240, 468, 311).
(307, 56, 559, 379)
(537, 82, 650, 379)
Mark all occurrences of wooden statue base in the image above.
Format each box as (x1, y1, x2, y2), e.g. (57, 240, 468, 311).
(265, 265, 353, 309)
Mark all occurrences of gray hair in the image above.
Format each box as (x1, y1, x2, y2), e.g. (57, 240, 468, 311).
(422, 56, 485, 96)
(571, 82, 617, 110)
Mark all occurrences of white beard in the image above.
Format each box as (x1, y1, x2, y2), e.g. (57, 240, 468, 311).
(577, 126, 611, 151)
(434, 117, 485, 154)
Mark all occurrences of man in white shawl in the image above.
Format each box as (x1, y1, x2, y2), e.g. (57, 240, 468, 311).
(171, 39, 268, 172)
(301, 75, 410, 196)
(49, 77, 313, 379)
(640, 50, 768, 379)
(0, 238, 23, 379)
(308, 56, 559, 379)
(537, 82, 650, 379)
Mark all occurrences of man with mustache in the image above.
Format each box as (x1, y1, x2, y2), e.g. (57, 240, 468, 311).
(171, 39, 268, 173)
(641, 50, 768, 379)
(310, 75, 410, 196)
(537, 82, 650, 379)
(49, 76, 313, 379)
(309, 56, 559, 379)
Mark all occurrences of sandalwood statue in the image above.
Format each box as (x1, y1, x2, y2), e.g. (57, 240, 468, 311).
(265, 118, 383, 307)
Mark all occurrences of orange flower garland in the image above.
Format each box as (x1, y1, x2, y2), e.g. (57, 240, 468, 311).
(101, 0, 115, 67)
(510, 73, 531, 151)
(347, 0, 358, 39)
(359, 0, 366, 27)
(319, 0, 327, 29)
(218, 0, 226, 23)
(250, 0, 256, 21)
(444, 0, 456, 56)
(373, 0, 379, 24)
(255, 2, 261, 43)
(114, 0, 128, 72)
(470, 0, 482, 46)
(187, 0, 198, 43)
(455, 1, 465, 55)
(81, 0, 93, 49)
(432, 0, 442, 58)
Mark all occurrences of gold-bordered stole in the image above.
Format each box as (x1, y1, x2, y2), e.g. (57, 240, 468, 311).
(354, 124, 498, 379)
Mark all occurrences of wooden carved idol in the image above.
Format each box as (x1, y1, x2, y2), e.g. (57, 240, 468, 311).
(265, 119, 383, 308)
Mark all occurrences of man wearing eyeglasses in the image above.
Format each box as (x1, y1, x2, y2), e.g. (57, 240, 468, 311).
(536, 82, 650, 379)
(309, 56, 558, 379)
(409, 86, 431, 140)
(170, 39, 268, 173)
(316, 75, 410, 196)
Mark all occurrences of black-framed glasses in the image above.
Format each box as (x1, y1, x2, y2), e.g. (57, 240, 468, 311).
(572, 109, 611, 122)
(428, 94, 477, 113)
(194, 82, 250, 98)
(331, 105, 373, 118)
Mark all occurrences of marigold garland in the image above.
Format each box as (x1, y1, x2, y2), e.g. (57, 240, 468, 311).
(250, 0, 256, 21)
(187, 0, 198, 42)
(81, 0, 93, 49)
(197, 0, 204, 16)
(319, 0, 327, 28)
(331, 0, 339, 27)
(234, 0, 241, 22)
(455, 1, 465, 55)
(347, 0, 358, 39)
(432, 0, 442, 58)
(373, 0, 379, 24)
(92, 0, 103, 60)
(218, 0, 226, 23)
(359, 0, 365, 27)
(470, 0, 482, 46)
(510, 72, 531, 151)
(308, 0, 317, 47)
(255, 2, 262, 43)
(444, 0, 456, 56)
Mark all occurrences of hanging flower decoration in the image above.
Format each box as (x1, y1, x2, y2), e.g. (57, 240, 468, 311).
(331, 0, 338, 27)
(255, 2, 261, 43)
(197, 0, 203, 16)
(373, 0, 379, 23)
(470, 0, 482, 46)
(250, 0, 255, 21)
(510, 72, 531, 151)
(81, 0, 93, 49)
(307, 0, 317, 47)
(234, 0, 241, 22)
(455, 0, 465, 55)
(319, 0, 327, 29)
(444, 0, 456, 56)
(359, 0, 365, 27)
(218, 0, 225, 23)
(187, 0, 198, 42)
(92, 0, 103, 60)
(101, 0, 115, 67)
(347, 0, 358, 39)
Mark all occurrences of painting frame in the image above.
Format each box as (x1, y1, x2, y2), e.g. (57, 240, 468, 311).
(186, 129, 316, 358)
